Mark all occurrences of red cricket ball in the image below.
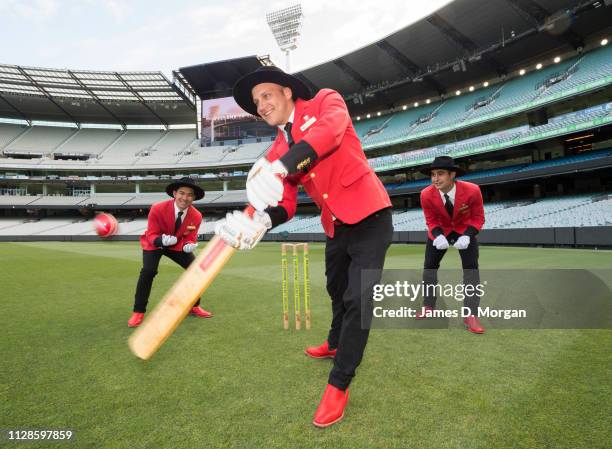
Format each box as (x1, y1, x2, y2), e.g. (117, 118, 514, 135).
(94, 213, 118, 238)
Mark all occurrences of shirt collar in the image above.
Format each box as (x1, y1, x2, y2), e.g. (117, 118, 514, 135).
(438, 182, 457, 203)
(174, 201, 186, 219)
(277, 108, 295, 138)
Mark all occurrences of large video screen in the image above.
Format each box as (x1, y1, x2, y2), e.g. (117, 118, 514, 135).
(201, 96, 275, 145)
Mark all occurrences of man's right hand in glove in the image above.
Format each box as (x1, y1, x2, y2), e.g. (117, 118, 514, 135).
(214, 210, 271, 250)
(161, 234, 178, 247)
(432, 234, 449, 250)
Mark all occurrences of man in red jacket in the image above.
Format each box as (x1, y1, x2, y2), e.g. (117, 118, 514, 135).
(214, 66, 393, 427)
(418, 156, 486, 334)
(127, 177, 212, 328)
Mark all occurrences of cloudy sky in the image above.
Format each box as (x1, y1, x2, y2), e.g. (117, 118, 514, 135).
(0, 0, 453, 76)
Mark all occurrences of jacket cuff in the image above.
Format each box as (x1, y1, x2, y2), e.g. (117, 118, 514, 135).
(153, 236, 164, 248)
(431, 227, 444, 237)
(265, 206, 289, 229)
(463, 226, 479, 237)
(279, 141, 318, 174)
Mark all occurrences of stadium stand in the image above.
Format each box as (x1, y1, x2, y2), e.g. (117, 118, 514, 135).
(353, 44, 612, 150)
(134, 129, 196, 165)
(95, 129, 167, 165)
(53, 128, 123, 156)
(118, 219, 148, 235)
(4, 125, 76, 155)
(1, 144, 610, 210)
(0, 195, 39, 206)
(263, 195, 612, 235)
(208, 190, 247, 204)
(370, 102, 611, 171)
(28, 196, 87, 207)
(220, 141, 271, 163)
(177, 142, 233, 165)
(0, 47, 608, 171)
(0, 99, 607, 172)
(0, 9, 610, 248)
(415, 84, 500, 134)
(0, 123, 27, 148)
(540, 45, 612, 97)
(465, 59, 576, 121)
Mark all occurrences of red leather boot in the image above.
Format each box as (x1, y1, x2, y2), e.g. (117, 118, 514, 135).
(304, 341, 337, 359)
(189, 306, 213, 318)
(127, 312, 144, 328)
(313, 384, 349, 428)
(464, 315, 485, 334)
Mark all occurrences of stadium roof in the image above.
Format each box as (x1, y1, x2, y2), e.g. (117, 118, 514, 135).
(177, 56, 273, 100)
(0, 65, 196, 127)
(295, 0, 611, 114)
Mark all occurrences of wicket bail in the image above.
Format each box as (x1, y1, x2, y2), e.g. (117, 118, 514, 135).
(280, 243, 311, 330)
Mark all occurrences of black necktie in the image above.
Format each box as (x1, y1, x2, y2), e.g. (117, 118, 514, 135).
(284, 122, 294, 147)
(444, 194, 454, 218)
(174, 211, 183, 233)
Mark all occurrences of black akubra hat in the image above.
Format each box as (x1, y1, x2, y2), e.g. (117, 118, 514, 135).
(165, 177, 205, 201)
(420, 156, 465, 176)
(233, 65, 312, 116)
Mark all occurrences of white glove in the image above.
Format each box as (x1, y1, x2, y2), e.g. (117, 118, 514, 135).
(253, 211, 272, 230)
(454, 235, 470, 250)
(433, 234, 449, 250)
(183, 243, 198, 253)
(246, 157, 288, 211)
(214, 210, 268, 250)
(161, 234, 178, 247)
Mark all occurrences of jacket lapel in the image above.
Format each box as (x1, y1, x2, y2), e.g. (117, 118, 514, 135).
(432, 187, 447, 218)
(292, 99, 307, 142)
(166, 200, 176, 233)
(453, 182, 464, 220)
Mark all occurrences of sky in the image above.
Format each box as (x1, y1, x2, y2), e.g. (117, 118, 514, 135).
(0, 0, 453, 77)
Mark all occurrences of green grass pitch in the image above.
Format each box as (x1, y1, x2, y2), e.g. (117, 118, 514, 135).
(1, 242, 611, 449)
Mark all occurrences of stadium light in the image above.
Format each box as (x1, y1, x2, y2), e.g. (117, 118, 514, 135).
(536, 63, 543, 70)
(601, 38, 608, 46)
(377, 112, 381, 116)
(413, 102, 419, 107)
(554, 56, 561, 63)
(426, 99, 431, 104)
(455, 90, 461, 96)
(356, 116, 361, 120)
(469, 85, 474, 92)
(402, 105, 407, 110)
(519, 69, 526, 75)
(483, 81, 489, 87)
(366, 113, 371, 119)
(266, 4, 304, 72)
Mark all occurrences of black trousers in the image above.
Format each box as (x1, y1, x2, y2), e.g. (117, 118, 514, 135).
(422, 232, 480, 315)
(325, 208, 393, 390)
(133, 249, 201, 313)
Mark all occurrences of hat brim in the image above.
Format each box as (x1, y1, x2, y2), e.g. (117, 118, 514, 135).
(233, 70, 312, 116)
(165, 181, 205, 200)
(420, 165, 465, 177)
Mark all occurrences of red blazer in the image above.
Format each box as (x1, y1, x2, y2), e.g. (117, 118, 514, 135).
(420, 181, 485, 240)
(266, 89, 391, 237)
(140, 199, 202, 251)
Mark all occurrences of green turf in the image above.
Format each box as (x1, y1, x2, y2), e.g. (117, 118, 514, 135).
(1, 242, 611, 449)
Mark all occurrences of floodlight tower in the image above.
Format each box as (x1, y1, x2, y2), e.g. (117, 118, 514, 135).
(266, 4, 304, 72)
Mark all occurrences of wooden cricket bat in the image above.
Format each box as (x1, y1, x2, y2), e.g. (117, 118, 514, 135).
(128, 206, 253, 360)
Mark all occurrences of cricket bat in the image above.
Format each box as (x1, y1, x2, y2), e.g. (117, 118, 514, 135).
(128, 206, 254, 360)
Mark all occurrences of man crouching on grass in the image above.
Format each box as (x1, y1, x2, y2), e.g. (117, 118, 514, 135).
(127, 177, 212, 328)
(417, 156, 486, 334)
